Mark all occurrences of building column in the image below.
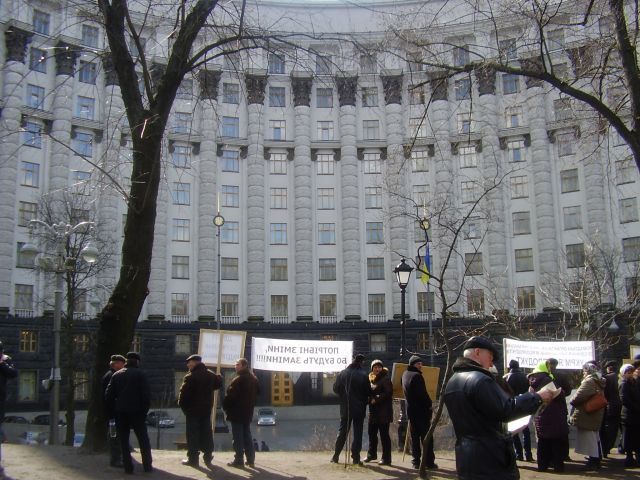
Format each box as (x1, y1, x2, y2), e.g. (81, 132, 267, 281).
(336, 76, 361, 321)
(0, 28, 32, 310)
(245, 71, 267, 322)
(582, 131, 610, 245)
(197, 70, 221, 322)
(292, 73, 314, 321)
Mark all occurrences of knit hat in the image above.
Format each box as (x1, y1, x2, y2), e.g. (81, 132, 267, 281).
(408, 355, 422, 366)
(126, 351, 141, 361)
(508, 359, 519, 369)
(370, 359, 383, 370)
(620, 364, 634, 375)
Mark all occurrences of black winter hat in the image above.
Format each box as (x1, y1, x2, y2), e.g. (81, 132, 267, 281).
(463, 336, 499, 361)
(126, 351, 141, 361)
(509, 359, 519, 369)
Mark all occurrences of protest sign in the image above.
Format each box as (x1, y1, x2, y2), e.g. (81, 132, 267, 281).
(251, 337, 353, 372)
(503, 339, 594, 370)
(631, 345, 640, 359)
(198, 329, 246, 368)
(390, 363, 440, 400)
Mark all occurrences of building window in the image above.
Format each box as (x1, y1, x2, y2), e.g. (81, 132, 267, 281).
(367, 258, 385, 280)
(362, 87, 378, 107)
(459, 145, 477, 168)
(616, 157, 635, 184)
(72, 132, 93, 158)
(556, 132, 575, 156)
(175, 334, 191, 355)
(78, 61, 97, 84)
(221, 294, 239, 317)
(270, 223, 287, 244)
(417, 291, 435, 313)
(319, 294, 337, 316)
(172, 112, 192, 134)
(171, 293, 189, 316)
(223, 83, 240, 104)
(411, 149, 429, 172)
(318, 223, 336, 244)
(19, 329, 38, 352)
(465, 218, 480, 239)
(268, 53, 285, 74)
(221, 150, 239, 172)
(505, 106, 523, 128)
(172, 218, 190, 242)
(269, 86, 286, 107)
(461, 181, 479, 203)
(563, 206, 582, 230)
(171, 255, 189, 279)
(21, 161, 40, 187)
(73, 333, 91, 353)
(17, 242, 36, 269)
(130, 334, 141, 353)
(316, 88, 333, 108)
(221, 221, 239, 243)
(417, 332, 430, 350)
(316, 154, 335, 174)
(270, 187, 287, 209)
(221, 116, 240, 137)
(366, 222, 383, 243)
(554, 98, 572, 121)
(73, 371, 90, 401)
(221, 257, 239, 280)
(507, 140, 525, 162)
(465, 252, 483, 275)
(223, 51, 241, 70)
(512, 211, 531, 235)
(363, 120, 380, 140)
(407, 51, 424, 72)
(26, 84, 45, 109)
(269, 120, 286, 140)
(502, 74, 519, 94)
(625, 277, 640, 303)
(467, 289, 485, 313)
(176, 79, 193, 100)
(270, 258, 288, 281)
(455, 78, 471, 100)
(317, 188, 335, 209)
(316, 121, 334, 141)
(172, 182, 190, 205)
(620, 197, 639, 223)
(319, 258, 336, 281)
(517, 286, 536, 310)
(510, 176, 528, 199)
(359, 53, 377, 73)
(623, 237, 640, 262)
(368, 294, 386, 316)
(23, 122, 42, 149)
(566, 243, 585, 268)
(315, 54, 332, 75)
(221, 185, 239, 207)
(33, 9, 50, 35)
(76, 96, 95, 119)
(18, 370, 37, 402)
(363, 153, 382, 174)
(515, 248, 534, 272)
(271, 295, 288, 317)
(30, 48, 47, 73)
(408, 85, 424, 105)
(499, 38, 518, 60)
(547, 29, 565, 51)
(370, 333, 386, 352)
(453, 46, 469, 66)
(365, 187, 382, 209)
(413, 184, 428, 207)
(457, 113, 472, 134)
(270, 152, 288, 174)
(18, 202, 38, 227)
(172, 145, 191, 168)
(560, 168, 579, 193)
(409, 117, 427, 138)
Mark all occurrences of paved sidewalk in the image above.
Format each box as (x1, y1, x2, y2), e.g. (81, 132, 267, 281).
(2, 443, 638, 479)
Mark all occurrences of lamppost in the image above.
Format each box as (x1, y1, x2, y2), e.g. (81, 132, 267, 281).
(213, 212, 225, 327)
(20, 220, 98, 445)
(211, 211, 225, 441)
(394, 257, 413, 358)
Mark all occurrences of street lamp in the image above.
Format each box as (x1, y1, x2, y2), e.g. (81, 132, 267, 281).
(211, 211, 225, 442)
(21, 220, 97, 446)
(213, 212, 225, 327)
(394, 257, 413, 358)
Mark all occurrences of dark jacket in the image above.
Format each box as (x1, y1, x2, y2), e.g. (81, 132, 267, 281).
(402, 365, 433, 426)
(101, 369, 117, 418)
(368, 368, 393, 425)
(620, 378, 640, 427)
(444, 357, 542, 480)
(223, 367, 259, 424)
(603, 371, 622, 417)
(504, 368, 529, 395)
(333, 362, 369, 419)
(0, 355, 18, 419)
(528, 371, 568, 439)
(104, 363, 151, 416)
(178, 362, 223, 417)
(570, 374, 607, 431)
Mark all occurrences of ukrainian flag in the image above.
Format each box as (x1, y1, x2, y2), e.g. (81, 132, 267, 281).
(421, 244, 432, 284)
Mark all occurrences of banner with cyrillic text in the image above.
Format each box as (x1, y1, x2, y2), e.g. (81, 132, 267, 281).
(251, 337, 353, 372)
(503, 339, 594, 370)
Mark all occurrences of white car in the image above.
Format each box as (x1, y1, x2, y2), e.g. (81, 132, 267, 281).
(256, 408, 276, 426)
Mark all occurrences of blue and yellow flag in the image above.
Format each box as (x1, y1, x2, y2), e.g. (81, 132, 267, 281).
(421, 244, 432, 284)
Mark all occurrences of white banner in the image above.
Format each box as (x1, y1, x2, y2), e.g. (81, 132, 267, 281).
(503, 339, 595, 370)
(251, 337, 353, 372)
(198, 329, 246, 368)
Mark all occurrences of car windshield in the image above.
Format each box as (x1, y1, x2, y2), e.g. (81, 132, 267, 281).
(259, 409, 274, 416)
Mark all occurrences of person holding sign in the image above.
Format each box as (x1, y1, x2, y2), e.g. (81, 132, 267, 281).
(444, 336, 553, 480)
(364, 359, 393, 465)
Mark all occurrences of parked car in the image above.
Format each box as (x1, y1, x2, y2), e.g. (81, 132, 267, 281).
(215, 408, 228, 433)
(257, 408, 276, 426)
(145, 411, 175, 428)
(2, 415, 28, 424)
(31, 414, 66, 426)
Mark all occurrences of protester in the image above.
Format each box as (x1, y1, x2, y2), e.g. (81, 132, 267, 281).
(619, 363, 639, 467)
(105, 352, 153, 474)
(331, 353, 369, 465)
(600, 360, 622, 458)
(402, 355, 437, 470)
(223, 358, 259, 468)
(178, 354, 223, 468)
(253, 438, 259, 452)
(0, 340, 17, 472)
(444, 336, 553, 479)
(260, 440, 270, 452)
(102, 354, 126, 467)
(364, 359, 393, 465)
(570, 362, 607, 471)
(504, 360, 533, 462)
(528, 361, 569, 472)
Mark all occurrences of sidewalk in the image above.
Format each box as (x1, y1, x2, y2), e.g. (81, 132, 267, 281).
(2, 443, 638, 479)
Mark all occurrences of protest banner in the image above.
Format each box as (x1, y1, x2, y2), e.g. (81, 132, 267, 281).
(390, 363, 440, 400)
(503, 339, 594, 370)
(198, 329, 246, 368)
(631, 345, 640, 359)
(251, 337, 353, 372)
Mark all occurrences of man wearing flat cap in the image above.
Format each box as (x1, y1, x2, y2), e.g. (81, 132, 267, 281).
(331, 353, 370, 465)
(178, 354, 222, 468)
(444, 336, 554, 479)
(102, 354, 126, 467)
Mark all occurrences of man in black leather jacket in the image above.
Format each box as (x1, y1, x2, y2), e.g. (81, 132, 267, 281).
(444, 336, 553, 479)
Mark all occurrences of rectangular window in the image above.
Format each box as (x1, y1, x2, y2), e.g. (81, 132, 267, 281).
(548, 29, 565, 51)
(510, 176, 528, 199)
(453, 46, 469, 66)
(171, 293, 189, 316)
(620, 197, 639, 223)
(560, 168, 579, 193)
(360, 53, 377, 73)
(172, 112, 191, 134)
(73, 333, 90, 353)
(623, 237, 640, 262)
(365, 187, 382, 209)
(175, 334, 191, 355)
(455, 78, 471, 100)
(318, 223, 336, 244)
(172, 218, 190, 242)
(363, 120, 380, 140)
(370, 333, 387, 352)
(557, 132, 575, 156)
(269, 86, 286, 107)
(270, 223, 287, 244)
(459, 145, 477, 168)
(72, 132, 93, 157)
(412, 149, 428, 172)
(319, 258, 336, 281)
(33, 9, 50, 35)
(78, 61, 97, 84)
(221, 257, 239, 280)
(517, 286, 536, 309)
(316, 154, 335, 174)
(515, 248, 534, 272)
(81, 25, 99, 48)
(23, 122, 42, 148)
(467, 289, 485, 313)
(499, 38, 518, 60)
(512, 211, 531, 235)
(465, 252, 483, 275)
(268, 53, 285, 74)
(502, 74, 519, 94)
(563, 206, 582, 230)
(71, 170, 91, 194)
(363, 153, 382, 174)
(316, 54, 332, 75)
(176, 79, 193, 100)
(223, 83, 240, 104)
(221, 150, 240, 172)
(18, 202, 38, 227)
(505, 106, 523, 128)
(270, 152, 288, 174)
(368, 294, 386, 316)
(466, 218, 480, 239)
(172, 145, 190, 168)
(408, 85, 424, 105)
(362, 87, 378, 107)
(367, 258, 385, 280)
(507, 140, 525, 162)
(407, 51, 424, 73)
(76, 96, 95, 119)
(222, 185, 239, 207)
(21, 161, 40, 187)
(73, 371, 90, 401)
(626, 277, 639, 303)
(271, 295, 288, 317)
(270, 258, 288, 281)
(316, 88, 333, 108)
(317, 188, 335, 209)
(26, 84, 45, 109)
(409, 117, 427, 138)
(221, 294, 238, 316)
(18, 370, 37, 402)
(554, 98, 572, 121)
(16, 242, 35, 269)
(366, 222, 383, 243)
(221, 116, 240, 137)
(19, 329, 38, 352)
(269, 120, 286, 140)
(221, 221, 239, 243)
(30, 48, 47, 73)
(461, 181, 478, 203)
(616, 157, 635, 184)
(566, 243, 585, 268)
(417, 291, 435, 313)
(319, 294, 337, 316)
(457, 112, 472, 134)
(172, 182, 190, 205)
(171, 255, 189, 279)
(317, 121, 334, 141)
(15, 285, 34, 312)
(413, 184, 428, 207)
(270, 187, 287, 209)
(223, 52, 241, 70)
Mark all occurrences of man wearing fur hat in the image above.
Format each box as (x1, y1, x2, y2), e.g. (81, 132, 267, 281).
(364, 359, 393, 465)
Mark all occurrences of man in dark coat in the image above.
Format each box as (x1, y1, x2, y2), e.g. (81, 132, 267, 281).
(600, 360, 622, 457)
(331, 353, 370, 465)
(504, 359, 533, 462)
(402, 355, 437, 470)
(178, 354, 223, 468)
(102, 354, 126, 467)
(222, 358, 259, 468)
(0, 340, 17, 469)
(444, 336, 553, 480)
(365, 359, 393, 465)
(105, 352, 152, 474)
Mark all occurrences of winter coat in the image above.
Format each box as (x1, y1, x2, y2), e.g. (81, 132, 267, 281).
(368, 368, 393, 425)
(603, 371, 622, 417)
(402, 365, 433, 427)
(0, 355, 17, 419)
(105, 363, 151, 416)
(223, 367, 259, 424)
(443, 357, 543, 480)
(333, 362, 370, 419)
(570, 374, 607, 431)
(178, 362, 223, 417)
(620, 378, 640, 427)
(528, 370, 568, 439)
(504, 368, 529, 395)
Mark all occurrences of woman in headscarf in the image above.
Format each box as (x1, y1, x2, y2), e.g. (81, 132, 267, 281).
(364, 359, 393, 465)
(528, 361, 569, 472)
(570, 362, 607, 470)
(619, 363, 639, 467)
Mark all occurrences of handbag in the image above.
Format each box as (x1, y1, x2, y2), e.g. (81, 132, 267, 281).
(583, 390, 608, 413)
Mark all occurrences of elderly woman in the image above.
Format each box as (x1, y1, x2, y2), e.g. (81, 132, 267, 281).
(619, 364, 639, 468)
(364, 359, 393, 465)
(570, 362, 607, 470)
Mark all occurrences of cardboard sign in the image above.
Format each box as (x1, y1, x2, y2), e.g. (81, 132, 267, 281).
(391, 362, 440, 400)
(198, 329, 246, 368)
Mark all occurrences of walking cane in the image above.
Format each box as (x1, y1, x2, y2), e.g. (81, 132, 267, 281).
(402, 420, 412, 461)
